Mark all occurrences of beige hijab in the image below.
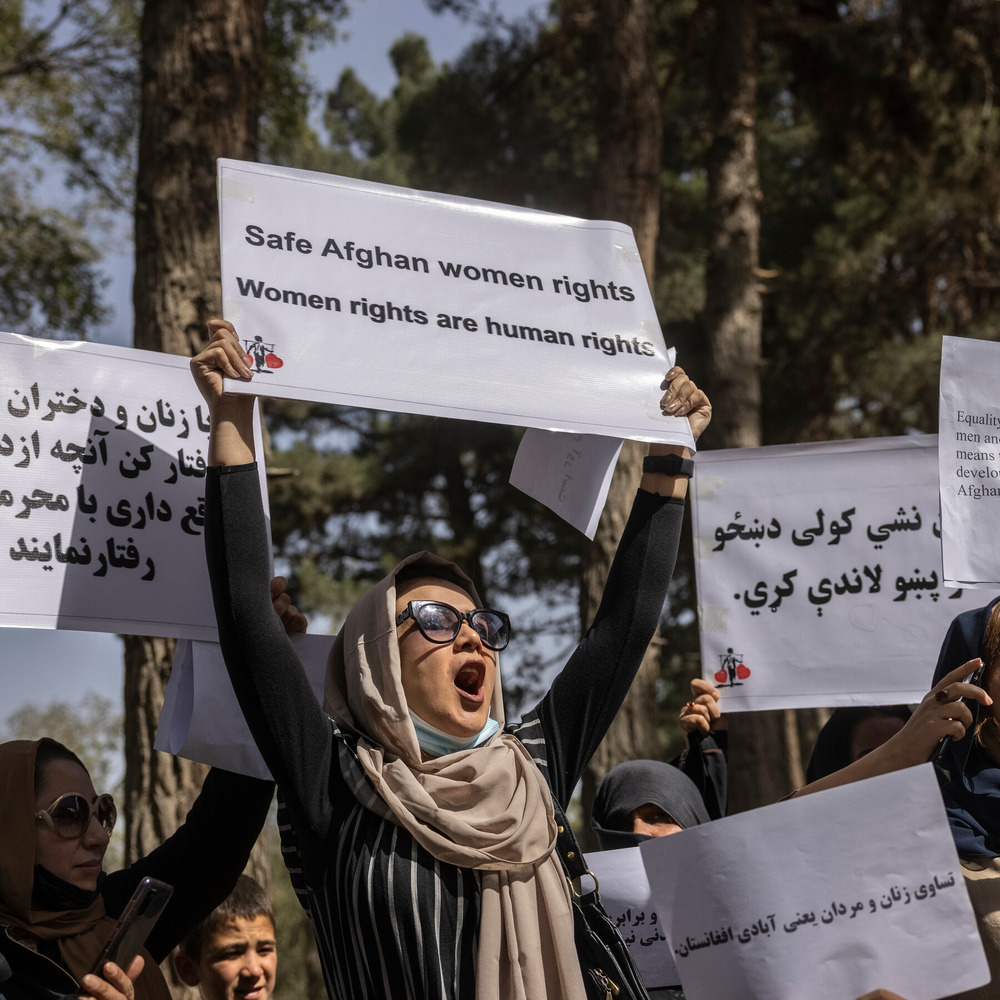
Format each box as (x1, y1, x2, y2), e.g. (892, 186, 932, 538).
(324, 551, 585, 1000)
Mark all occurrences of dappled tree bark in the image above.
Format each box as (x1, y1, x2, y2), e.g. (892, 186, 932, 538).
(128, 1, 267, 993)
(575, 0, 663, 851)
(704, 0, 761, 450)
(133, 0, 265, 359)
(702, 0, 819, 810)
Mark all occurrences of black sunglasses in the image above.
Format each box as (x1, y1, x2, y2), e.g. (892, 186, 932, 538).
(35, 792, 117, 840)
(396, 600, 511, 651)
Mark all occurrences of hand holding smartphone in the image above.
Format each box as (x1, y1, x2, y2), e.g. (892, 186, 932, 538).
(933, 661, 986, 767)
(88, 877, 173, 978)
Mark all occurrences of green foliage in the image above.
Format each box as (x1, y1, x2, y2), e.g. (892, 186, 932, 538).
(0, 0, 138, 338)
(259, 0, 347, 165)
(0, 180, 109, 336)
(0, 0, 347, 339)
(759, 0, 1000, 441)
(2, 692, 125, 867)
(2, 691, 123, 790)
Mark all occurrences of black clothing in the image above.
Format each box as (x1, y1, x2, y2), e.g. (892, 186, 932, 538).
(205, 463, 684, 1000)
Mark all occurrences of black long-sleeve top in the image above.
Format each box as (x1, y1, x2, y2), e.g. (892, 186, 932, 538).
(205, 463, 684, 1000)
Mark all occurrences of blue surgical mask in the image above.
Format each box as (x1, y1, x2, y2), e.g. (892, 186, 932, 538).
(409, 709, 500, 757)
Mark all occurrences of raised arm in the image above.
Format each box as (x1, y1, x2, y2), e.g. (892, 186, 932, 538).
(792, 660, 990, 797)
(190, 320, 338, 848)
(535, 369, 711, 803)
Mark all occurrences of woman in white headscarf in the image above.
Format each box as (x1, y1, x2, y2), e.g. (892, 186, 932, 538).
(192, 319, 711, 1000)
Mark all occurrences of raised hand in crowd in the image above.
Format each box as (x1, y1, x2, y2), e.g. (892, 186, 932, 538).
(271, 575, 307, 635)
(679, 677, 725, 740)
(794, 659, 989, 797)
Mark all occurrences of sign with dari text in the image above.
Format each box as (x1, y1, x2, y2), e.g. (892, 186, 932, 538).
(0, 332, 267, 640)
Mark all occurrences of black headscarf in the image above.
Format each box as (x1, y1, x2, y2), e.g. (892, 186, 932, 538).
(805, 705, 912, 783)
(933, 597, 1000, 858)
(592, 760, 709, 851)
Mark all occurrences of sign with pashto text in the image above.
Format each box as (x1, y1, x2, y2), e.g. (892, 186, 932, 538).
(692, 435, 985, 711)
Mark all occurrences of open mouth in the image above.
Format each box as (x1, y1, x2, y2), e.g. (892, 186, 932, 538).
(454, 661, 486, 702)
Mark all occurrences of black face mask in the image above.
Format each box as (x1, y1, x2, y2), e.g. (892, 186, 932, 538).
(31, 864, 102, 912)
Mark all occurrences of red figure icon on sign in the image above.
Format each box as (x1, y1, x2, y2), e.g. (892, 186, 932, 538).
(243, 335, 284, 373)
(715, 648, 751, 687)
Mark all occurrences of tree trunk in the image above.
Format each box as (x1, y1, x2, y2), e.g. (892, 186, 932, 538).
(577, 0, 663, 851)
(702, 0, 819, 810)
(129, 0, 267, 992)
(704, 0, 762, 451)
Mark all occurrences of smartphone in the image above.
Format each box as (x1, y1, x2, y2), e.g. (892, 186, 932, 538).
(933, 661, 986, 767)
(88, 877, 173, 977)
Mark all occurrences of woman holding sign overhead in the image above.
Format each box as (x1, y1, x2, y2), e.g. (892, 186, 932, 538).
(192, 318, 711, 1000)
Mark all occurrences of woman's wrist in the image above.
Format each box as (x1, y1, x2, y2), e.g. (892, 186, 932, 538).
(641, 445, 693, 498)
(207, 398, 256, 466)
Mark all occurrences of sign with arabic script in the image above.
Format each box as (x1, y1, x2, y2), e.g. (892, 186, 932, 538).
(217, 159, 694, 449)
(691, 435, 986, 711)
(0, 332, 267, 640)
(642, 765, 988, 1000)
(585, 847, 680, 988)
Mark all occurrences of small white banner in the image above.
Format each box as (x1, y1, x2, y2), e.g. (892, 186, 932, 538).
(585, 847, 680, 989)
(642, 765, 988, 1000)
(217, 159, 693, 449)
(155, 635, 333, 780)
(940, 335, 1000, 588)
(691, 435, 985, 711)
(0, 332, 267, 640)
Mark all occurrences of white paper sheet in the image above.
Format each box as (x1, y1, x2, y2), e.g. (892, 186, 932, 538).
(510, 429, 624, 538)
(939, 336, 1000, 588)
(641, 765, 988, 1000)
(0, 332, 268, 640)
(155, 635, 333, 779)
(217, 159, 694, 449)
(691, 435, 985, 711)
(585, 847, 680, 988)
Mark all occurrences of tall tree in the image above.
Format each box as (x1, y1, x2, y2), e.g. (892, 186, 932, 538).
(573, 0, 665, 846)
(127, 2, 267, 991)
(698, 0, 795, 812)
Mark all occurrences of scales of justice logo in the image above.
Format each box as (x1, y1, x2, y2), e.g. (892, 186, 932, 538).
(243, 336, 284, 373)
(715, 648, 751, 687)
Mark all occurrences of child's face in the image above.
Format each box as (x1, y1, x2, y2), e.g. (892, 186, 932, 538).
(192, 915, 277, 1000)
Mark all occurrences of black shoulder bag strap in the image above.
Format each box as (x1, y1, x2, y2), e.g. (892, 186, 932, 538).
(550, 795, 652, 1000)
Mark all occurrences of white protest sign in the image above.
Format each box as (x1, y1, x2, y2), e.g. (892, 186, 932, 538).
(585, 847, 680, 989)
(691, 435, 985, 711)
(217, 159, 694, 449)
(642, 765, 988, 1000)
(0, 332, 267, 640)
(940, 336, 1000, 588)
(155, 635, 333, 780)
